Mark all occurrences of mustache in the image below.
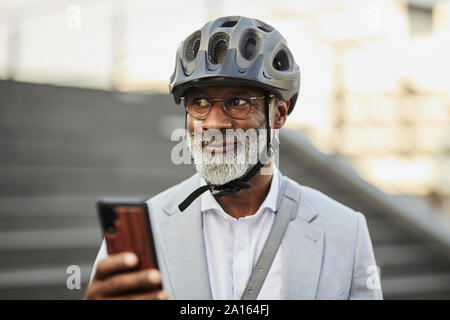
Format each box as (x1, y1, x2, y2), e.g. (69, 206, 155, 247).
(188, 127, 267, 149)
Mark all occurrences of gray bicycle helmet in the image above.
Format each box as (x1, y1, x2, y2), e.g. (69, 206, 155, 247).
(169, 15, 300, 114)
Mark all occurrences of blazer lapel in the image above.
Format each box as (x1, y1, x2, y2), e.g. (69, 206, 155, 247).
(156, 174, 212, 299)
(281, 182, 324, 300)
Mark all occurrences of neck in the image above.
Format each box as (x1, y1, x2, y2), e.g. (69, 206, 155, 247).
(214, 161, 274, 219)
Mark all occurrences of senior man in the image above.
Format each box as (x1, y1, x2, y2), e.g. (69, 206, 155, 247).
(84, 16, 382, 300)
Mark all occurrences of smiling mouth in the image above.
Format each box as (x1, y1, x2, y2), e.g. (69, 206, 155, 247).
(203, 141, 238, 153)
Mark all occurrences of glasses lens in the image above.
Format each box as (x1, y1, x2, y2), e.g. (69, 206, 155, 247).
(185, 97, 211, 119)
(224, 96, 251, 119)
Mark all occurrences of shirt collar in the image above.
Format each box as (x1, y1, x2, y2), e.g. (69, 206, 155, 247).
(200, 165, 282, 218)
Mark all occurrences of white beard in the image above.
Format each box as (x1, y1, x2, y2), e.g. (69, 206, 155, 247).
(186, 128, 268, 185)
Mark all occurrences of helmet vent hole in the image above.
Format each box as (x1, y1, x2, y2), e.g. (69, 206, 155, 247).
(256, 20, 274, 33)
(273, 50, 289, 71)
(209, 33, 229, 64)
(193, 39, 200, 58)
(213, 39, 228, 64)
(239, 30, 261, 61)
(184, 31, 202, 61)
(244, 37, 256, 59)
(221, 20, 238, 28)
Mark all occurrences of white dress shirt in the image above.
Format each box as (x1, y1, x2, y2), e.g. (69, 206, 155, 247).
(200, 165, 282, 300)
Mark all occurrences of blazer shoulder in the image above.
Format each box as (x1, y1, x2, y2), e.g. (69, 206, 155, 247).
(146, 173, 200, 214)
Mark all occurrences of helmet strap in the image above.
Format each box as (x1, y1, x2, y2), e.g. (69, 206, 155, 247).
(264, 93, 272, 154)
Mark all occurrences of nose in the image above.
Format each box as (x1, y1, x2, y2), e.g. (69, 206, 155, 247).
(201, 101, 233, 131)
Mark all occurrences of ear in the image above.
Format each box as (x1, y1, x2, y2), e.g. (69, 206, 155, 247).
(272, 99, 290, 129)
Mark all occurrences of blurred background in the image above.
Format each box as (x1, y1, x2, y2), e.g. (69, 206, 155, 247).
(1, 0, 450, 299)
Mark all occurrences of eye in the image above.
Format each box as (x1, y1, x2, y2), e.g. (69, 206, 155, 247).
(229, 98, 248, 107)
(193, 97, 210, 107)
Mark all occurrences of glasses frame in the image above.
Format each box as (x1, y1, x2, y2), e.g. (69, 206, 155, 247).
(181, 94, 274, 120)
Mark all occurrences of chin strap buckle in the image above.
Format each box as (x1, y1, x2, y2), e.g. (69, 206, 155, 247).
(211, 181, 251, 198)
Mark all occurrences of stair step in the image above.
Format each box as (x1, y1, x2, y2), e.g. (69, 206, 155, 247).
(0, 264, 92, 289)
(382, 272, 450, 298)
(0, 248, 98, 271)
(0, 227, 101, 250)
(0, 165, 194, 196)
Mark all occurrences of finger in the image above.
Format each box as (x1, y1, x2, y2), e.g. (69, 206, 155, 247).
(95, 252, 138, 280)
(108, 290, 170, 300)
(96, 268, 162, 297)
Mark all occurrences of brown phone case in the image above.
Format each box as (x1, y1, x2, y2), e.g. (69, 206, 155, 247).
(97, 198, 159, 272)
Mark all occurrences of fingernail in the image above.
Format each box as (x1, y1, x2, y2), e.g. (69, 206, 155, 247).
(147, 270, 161, 283)
(157, 291, 169, 300)
(123, 253, 137, 266)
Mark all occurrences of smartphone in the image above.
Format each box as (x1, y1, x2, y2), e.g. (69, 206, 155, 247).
(97, 198, 160, 274)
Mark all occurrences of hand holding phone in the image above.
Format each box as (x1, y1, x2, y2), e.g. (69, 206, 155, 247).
(83, 198, 169, 300)
(97, 198, 159, 271)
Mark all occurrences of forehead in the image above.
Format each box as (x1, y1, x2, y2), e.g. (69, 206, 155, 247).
(184, 85, 264, 97)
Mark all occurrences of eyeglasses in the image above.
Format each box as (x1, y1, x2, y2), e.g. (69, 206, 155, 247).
(181, 94, 273, 120)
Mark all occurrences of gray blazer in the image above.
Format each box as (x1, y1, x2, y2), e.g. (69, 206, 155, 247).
(90, 172, 383, 300)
